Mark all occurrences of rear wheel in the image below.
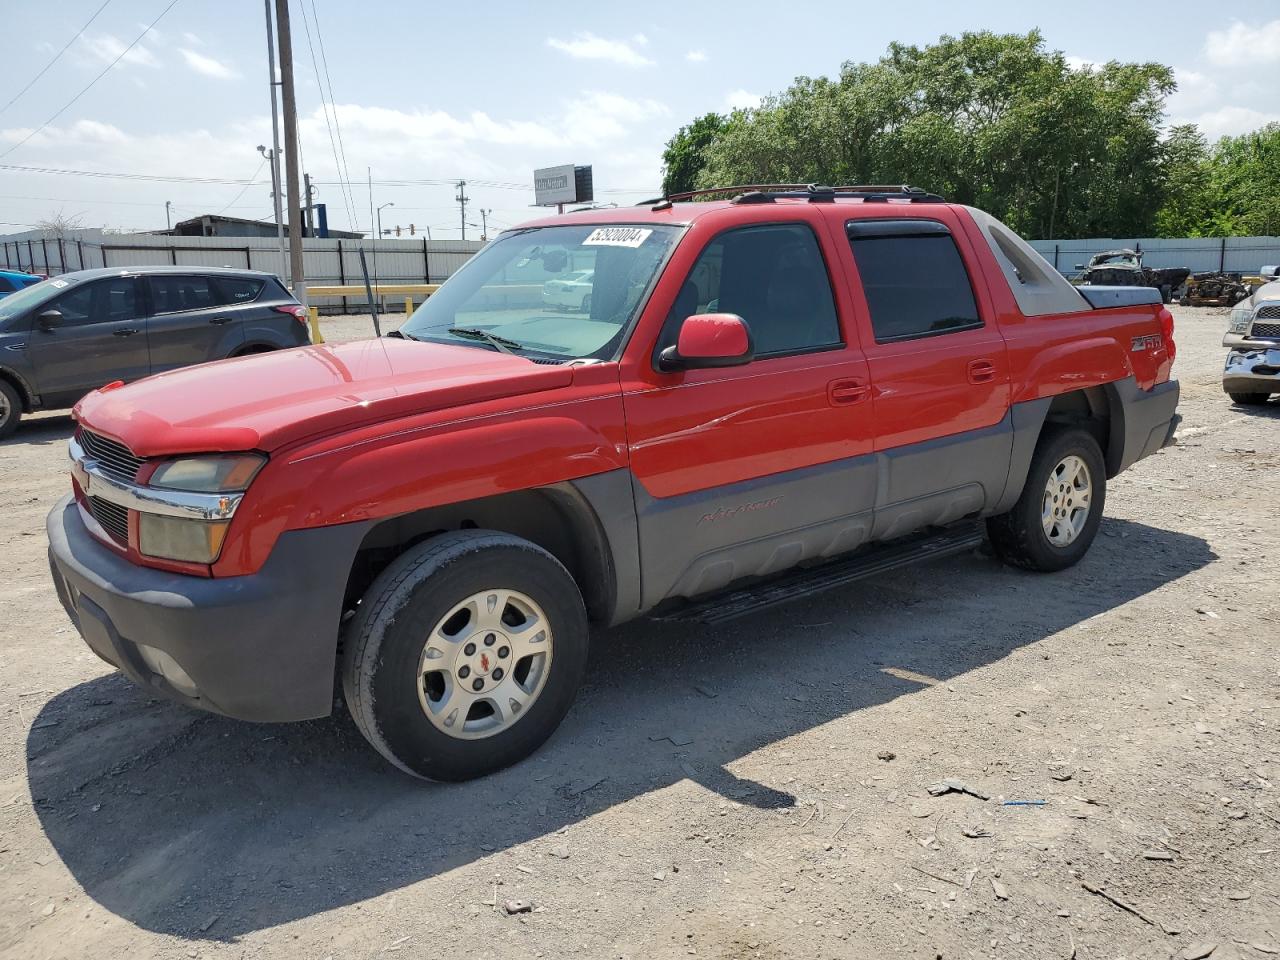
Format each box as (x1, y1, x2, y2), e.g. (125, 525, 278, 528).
(341, 530, 588, 781)
(988, 427, 1106, 572)
(581, 293, 592, 314)
(0, 379, 22, 440)
(1228, 391, 1271, 405)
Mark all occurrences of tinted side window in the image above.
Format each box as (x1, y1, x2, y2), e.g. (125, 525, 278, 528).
(847, 223, 981, 343)
(149, 276, 216, 314)
(0, 277, 14, 293)
(52, 278, 138, 327)
(212, 276, 265, 305)
(666, 223, 841, 357)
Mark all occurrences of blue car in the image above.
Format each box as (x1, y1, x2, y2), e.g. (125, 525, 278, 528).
(0, 269, 43, 299)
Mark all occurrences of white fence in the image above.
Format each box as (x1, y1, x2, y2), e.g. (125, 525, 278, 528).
(1028, 236, 1280, 276)
(0, 229, 484, 312)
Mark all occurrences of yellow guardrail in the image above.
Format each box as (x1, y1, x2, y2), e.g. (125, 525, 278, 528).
(304, 283, 441, 344)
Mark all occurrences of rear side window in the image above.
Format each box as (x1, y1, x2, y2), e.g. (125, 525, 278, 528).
(149, 276, 216, 313)
(0, 277, 14, 293)
(847, 220, 981, 343)
(666, 222, 841, 357)
(213, 276, 265, 305)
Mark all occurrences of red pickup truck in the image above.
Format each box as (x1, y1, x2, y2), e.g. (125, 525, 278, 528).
(46, 185, 1179, 781)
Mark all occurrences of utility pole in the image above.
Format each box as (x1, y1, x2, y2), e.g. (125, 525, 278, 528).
(262, 0, 286, 282)
(165, 200, 172, 231)
(303, 172, 315, 237)
(456, 180, 469, 241)
(274, 0, 306, 304)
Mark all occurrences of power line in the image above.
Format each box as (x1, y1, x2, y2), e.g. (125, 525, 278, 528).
(0, 0, 181, 161)
(0, 161, 266, 185)
(296, 0, 356, 231)
(0, 0, 113, 118)
(215, 157, 269, 215)
(308, 0, 359, 231)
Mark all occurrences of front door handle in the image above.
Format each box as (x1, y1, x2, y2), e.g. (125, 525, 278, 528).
(113, 328, 140, 337)
(209, 317, 231, 325)
(828, 378, 871, 405)
(967, 358, 997, 384)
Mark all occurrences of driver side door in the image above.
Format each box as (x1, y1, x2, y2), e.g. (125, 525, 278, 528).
(27, 276, 149, 408)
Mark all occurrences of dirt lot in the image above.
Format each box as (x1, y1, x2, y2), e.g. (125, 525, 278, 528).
(1, 306, 1277, 960)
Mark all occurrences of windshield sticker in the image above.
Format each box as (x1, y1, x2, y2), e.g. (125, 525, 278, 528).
(583, 227, 653, 248)
(51, 279, 68, 288)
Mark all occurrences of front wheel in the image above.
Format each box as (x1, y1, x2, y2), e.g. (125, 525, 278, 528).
(1228, 391, 1271, 406)
(987, 427, 1106, 572)
(0, 379, 22, 440)
(341, 531, 588, 781)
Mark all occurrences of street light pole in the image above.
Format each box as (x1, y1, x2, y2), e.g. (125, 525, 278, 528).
(480, 208, 491, 240)
(377, 201, 394, 241)
(165, 200, 172, 231)
(261, 0, 286, 282)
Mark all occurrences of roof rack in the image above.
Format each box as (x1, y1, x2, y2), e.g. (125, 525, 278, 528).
(639, 184, 944, 209)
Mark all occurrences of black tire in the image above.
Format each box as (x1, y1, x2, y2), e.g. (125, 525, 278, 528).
(1228, 391, 1271, 405)
(1160, 284, 1172, 304)
(341, 530, 588, 781)
(0, 379, 22, 440)
(581, 293, 592, 314)
(987, 426, 1107, 573)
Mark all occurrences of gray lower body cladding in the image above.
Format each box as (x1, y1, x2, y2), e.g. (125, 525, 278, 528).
(1223, 347, 1280, 395)
(47, 494, 372, 722)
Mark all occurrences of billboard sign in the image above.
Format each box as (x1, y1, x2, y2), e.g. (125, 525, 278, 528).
(534, 164, 578, 206)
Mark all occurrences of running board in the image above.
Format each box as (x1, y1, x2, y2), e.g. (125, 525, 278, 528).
(653, 522, 986, 625)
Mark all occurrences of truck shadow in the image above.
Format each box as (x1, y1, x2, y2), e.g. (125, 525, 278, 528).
(26, 517, 1214, 941)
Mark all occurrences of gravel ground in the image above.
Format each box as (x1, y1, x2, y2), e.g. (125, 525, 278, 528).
(1, 306, 1277, 960)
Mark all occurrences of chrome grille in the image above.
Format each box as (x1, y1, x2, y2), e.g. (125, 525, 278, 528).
(79, 429, 143, 483)
(1250, 321, 1280, 339)
(1255, 304, 1280, 320)
(87, 495, 129, 544)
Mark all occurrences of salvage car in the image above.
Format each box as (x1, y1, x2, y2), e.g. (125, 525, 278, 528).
(0, 269, 43, 298)
(47, 185, 1179, 781)
(1076, 249, 1190, 304)
(1223, 278, 1280, 404)
(0, 266, 309, 438)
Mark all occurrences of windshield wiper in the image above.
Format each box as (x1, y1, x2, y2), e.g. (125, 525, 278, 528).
(447, 327, 525, 354)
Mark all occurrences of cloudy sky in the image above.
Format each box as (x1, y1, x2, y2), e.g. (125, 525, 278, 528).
(1, 0, 1278, 238)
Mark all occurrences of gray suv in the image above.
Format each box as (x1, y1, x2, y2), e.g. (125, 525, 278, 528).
(0, 266, 309, 437)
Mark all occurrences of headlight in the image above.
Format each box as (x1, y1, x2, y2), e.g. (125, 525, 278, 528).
(138, 514, 229, 563)
(149, 453, 265, 492)
(1228, 307, 1252, 333)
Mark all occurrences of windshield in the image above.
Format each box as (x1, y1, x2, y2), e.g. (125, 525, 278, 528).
(398, 223, 681, 361)
(0, 275, 81, 327)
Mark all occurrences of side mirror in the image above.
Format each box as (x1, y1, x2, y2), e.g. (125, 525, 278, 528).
(37, 309, 63, 329)
(657, 313, 753, 372)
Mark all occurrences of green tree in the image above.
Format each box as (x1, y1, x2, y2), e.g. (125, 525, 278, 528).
(660, 112, 728, 196)
(674, 31, 1178, 238)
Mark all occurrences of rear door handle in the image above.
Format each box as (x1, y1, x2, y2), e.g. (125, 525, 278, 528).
(828, 378, 871, 405)
(113, 328, 140, 337)
(967, 358, 997, 384)
(209, 317, 231, 325)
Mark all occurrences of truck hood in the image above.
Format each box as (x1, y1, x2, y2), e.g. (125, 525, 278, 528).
(74, 338, 575, 456)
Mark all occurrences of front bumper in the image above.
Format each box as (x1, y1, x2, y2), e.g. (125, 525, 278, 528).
(47, 495, 372, 722)
(1223, 346, 1280, 396)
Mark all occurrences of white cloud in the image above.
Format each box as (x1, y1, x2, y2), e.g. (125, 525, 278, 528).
(561, 92, 669, 144)
(546, 32, 653, 67)
(685, 49, 707, 63)
(78, 33, 159, 69)
(632, 33, 648, 46)
(182, 31, 203, 46)
(179, 49, 239, 80)
(1204, 19, 1280, 67)
(724, 89, 761, 111)
(1182, 105, 1280, 141)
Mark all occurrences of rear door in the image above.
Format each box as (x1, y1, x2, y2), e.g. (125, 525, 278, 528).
(27, 275, 149, 406)
(144, 274, 246, 373)
(835, 212, 1012, 538)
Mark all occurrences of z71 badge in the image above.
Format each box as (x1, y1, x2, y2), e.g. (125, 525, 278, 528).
(1131, 334, 1163, 352)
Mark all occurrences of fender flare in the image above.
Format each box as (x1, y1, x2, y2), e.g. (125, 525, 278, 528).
(0, 364, 37, 411)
